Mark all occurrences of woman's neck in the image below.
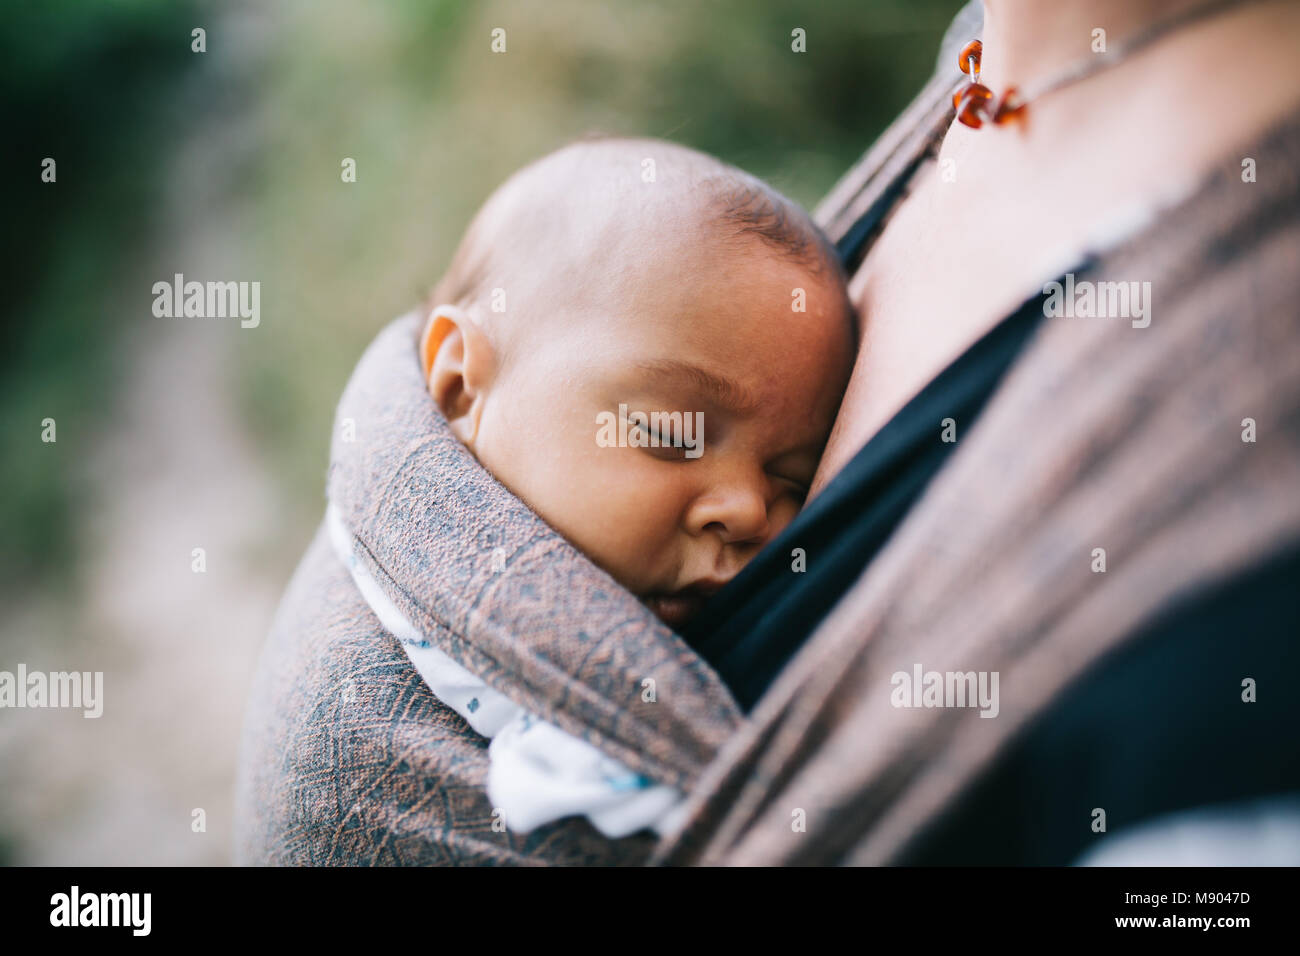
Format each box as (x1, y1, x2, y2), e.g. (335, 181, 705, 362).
(972, 0, 1300, 159)
(979, 0, 1229, 93)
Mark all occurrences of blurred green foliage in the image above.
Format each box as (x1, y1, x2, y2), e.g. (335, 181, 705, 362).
(2, 0, 963, 590)
(1, 0, 199, 587)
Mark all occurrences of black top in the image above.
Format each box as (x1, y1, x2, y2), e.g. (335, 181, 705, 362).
(686, 278, 1057, 711)
(902, 539, 1300, 864)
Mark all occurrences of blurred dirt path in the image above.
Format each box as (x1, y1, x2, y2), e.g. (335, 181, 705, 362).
(0, 322, 283, 865)
(0, 6, 285, 864)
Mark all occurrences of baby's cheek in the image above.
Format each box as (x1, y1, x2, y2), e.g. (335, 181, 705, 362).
(767, 494, 804, 539)
(584, 457, 678, 545)
(546, 451, 679, 584)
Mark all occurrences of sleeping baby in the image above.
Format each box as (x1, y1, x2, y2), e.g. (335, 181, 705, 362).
(236, 137, 859, 861)
(418, 137, 856, 628)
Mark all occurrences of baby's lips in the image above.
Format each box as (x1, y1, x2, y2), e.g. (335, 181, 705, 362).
(644, 592, 705, 628)
(644, 580, 727, 628)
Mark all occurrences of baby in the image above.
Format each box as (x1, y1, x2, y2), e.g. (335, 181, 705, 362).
(418, 137, 856, 628)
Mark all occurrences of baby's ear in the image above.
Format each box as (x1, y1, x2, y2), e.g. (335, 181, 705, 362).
(419, 303, 495, 446)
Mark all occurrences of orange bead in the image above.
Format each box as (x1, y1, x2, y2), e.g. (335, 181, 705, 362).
(954, 83, 993, 128)
(957, 39, 982, 78)
(993, 87, 1027, 126)
(952, 82, 994, 110)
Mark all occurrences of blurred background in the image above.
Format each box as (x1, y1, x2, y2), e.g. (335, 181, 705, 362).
(0, 0, 963, 864)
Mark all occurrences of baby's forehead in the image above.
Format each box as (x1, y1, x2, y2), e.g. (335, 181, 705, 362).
(497, 146, 718, 236)
(506, 158, 823, 269)
(495, 141, 812, 250)
(463, 140, 848, 337)
(481, 173, 709, 292)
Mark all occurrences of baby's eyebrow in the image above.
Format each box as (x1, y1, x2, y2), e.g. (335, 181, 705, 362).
(633, 359, 761, 414)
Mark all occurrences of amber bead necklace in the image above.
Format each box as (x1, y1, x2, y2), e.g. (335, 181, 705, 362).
(954, 0, 1257, 129)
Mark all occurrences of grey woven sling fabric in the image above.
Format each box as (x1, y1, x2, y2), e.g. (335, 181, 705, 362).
(233, 313, 743, 866)
(651, 95, 1300, 865)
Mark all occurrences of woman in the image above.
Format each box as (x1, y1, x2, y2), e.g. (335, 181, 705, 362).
(655, 0, 1300, 864)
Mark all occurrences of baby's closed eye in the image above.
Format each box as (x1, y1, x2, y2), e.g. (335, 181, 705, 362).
(620, 406, 704, 461)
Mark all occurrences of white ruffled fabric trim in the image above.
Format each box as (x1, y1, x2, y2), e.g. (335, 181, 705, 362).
(326, 504, 685, 839)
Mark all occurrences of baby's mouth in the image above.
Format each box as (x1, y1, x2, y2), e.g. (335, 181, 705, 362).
(643, 581, 725, 629)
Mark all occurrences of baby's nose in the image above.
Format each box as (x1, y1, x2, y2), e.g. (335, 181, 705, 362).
(688, 487, 770, 545)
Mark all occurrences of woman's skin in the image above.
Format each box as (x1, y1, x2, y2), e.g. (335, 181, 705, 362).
(809, 0, 1300, 500)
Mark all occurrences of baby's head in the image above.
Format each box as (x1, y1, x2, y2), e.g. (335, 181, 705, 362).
(420, 137, 855, 627)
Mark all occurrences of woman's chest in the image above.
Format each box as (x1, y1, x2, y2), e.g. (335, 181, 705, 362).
(813, 161, 1067, 494)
